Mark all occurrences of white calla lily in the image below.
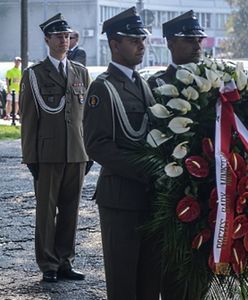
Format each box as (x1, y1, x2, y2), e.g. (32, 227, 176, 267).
(181, 86, 199, 100)
(176, 69, 194, 85)
(180, 63, 200, 75)
(203, 57, 218, 71)
(193, 75, 212, 92)
(235, 63, 247, 91)
(215, 60, 225, 71)
(222, 72, 232, 82)
(168, 117, 193, 134)
(172, 141, 189, 159)
(154, 84, 179, 97)
(166, 98, 191, 114)
(146, 129, 172, 148)
(205, 68, 221, 88)
(149, 103, 172, 118)
(164, 162, 183, 177)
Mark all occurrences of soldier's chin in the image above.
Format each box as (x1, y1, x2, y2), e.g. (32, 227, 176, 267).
(136, 56, 144, 65)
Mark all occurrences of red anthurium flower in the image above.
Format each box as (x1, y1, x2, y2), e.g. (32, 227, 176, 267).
(229, 152, 246, 179)
(232, 214, 248, 239)
(238, 176, 248, 195)
(208, 208, 217, 231)
(243, 232, 248, 252)
(236, 192, 248, 214)
(231, 240, 247, 274)
(185, 156, 209, 178)
(176, 196, 200, 222)
(209, 187, 218, 209)
(192, 228, 212, 249)
(202, 137, 214, 160)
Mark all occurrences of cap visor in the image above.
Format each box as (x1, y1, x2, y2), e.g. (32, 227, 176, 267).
(175, 29, 207, 38)
(117, 27, 150, 37)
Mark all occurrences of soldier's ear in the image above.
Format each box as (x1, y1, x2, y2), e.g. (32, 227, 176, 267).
(167, 38, 173, 51)
(110, 39, 121, 55)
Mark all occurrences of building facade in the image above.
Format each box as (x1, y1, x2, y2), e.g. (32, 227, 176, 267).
(0, 0, 231, 66)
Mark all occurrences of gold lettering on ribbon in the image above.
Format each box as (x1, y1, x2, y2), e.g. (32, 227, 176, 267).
(217, 218, 230, 248)
(217, 154, 233, 250)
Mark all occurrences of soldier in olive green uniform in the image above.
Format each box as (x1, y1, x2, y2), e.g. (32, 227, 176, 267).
(19, 13, 90, 283)
(148, 10, 207, 92)
(83, 7, 162, 300)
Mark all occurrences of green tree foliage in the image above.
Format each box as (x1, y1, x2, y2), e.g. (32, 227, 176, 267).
(224, 0, 248, 58)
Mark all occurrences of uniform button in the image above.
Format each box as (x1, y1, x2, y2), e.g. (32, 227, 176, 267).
(67, 119, 71, 123)
(66, 89, 70, 93)
(66, 110, 71, 113)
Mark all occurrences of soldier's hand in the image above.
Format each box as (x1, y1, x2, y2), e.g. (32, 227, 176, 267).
(27, 163, 39, 180)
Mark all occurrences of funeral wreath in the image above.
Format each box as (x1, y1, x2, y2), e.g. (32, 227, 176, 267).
(140, 57, 248, 299)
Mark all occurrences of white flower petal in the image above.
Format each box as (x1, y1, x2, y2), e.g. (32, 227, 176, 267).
(146, 129, 172, 148)
(205, 68, 221, 88)
(236, 69, 247, 91)
(168, 117, 193, 134)
(203, 57, 218, 70)
(222, 72, 232, 82)
(180, 63, 200, 75)
(164, 162, 183, 177)
(172, 141, 189, 159)
(181, 86, 199, 101)
(176, 69, 195, 85)
(166, 98, 191, 114)
(193, 75, 212, 92)
(154, 84, 179, 97)
(149, 103, 172, 118)
(215, 60, 225, 71)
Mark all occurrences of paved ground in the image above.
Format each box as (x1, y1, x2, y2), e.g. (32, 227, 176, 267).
(0, 139, 106, 300)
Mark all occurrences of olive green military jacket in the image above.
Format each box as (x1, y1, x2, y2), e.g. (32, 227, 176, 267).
(20, 57, 90, 163)
(84, 63, 156, 210)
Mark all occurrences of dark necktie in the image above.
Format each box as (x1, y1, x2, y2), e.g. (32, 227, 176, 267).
(58, 61, 66, 82)
(132, 71, 141, 89)
(67, 50, 72, 58)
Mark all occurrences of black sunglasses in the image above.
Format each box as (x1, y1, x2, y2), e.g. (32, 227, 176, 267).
(70, 37, 77, 40)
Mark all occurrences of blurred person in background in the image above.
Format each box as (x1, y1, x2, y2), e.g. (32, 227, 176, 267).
(4, 56, 22, 120)
(67, 30, 86, 66)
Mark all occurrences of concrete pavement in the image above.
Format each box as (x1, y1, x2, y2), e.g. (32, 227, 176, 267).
(0, 139, 106, 300)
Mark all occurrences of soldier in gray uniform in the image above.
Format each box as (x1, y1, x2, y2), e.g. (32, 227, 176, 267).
(83, 6, 162, 300)
(148, 10, 207, 92)
(19, 13, 90, 283)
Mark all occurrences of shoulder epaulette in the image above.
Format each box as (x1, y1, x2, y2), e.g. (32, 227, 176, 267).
(153, 70, 166, 78)
(95, 71, 110, 82)
(28, 61, 42, 70)
(70, 60, 86, 69)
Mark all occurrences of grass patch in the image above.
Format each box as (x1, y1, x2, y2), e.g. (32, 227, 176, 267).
(0, 125, 21, 140)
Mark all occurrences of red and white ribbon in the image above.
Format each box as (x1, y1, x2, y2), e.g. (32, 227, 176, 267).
(213, 80, 248, 268)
